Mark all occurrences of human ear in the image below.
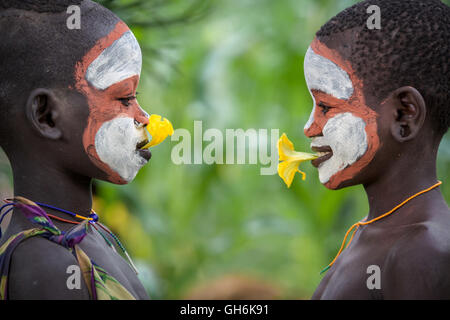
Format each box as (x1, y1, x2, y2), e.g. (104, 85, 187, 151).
(389, 86, 426, 142)
(25, 88, 63, 140)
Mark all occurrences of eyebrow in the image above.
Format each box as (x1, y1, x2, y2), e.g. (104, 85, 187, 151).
(304, 46, 353, 100)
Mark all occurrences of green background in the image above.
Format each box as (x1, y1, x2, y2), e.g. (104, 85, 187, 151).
(0, 0, 449, 299)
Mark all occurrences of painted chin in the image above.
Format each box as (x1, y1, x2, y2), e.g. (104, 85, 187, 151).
(312, 113, 369, 189)
(321, 159, 364, 190)
(94, 117, 150, 183)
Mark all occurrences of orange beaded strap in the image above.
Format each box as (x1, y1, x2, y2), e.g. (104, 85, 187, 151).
(320, 180, 443, 275)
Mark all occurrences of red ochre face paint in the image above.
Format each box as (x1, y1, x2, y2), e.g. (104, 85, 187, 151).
(74, 21, 150, 184)
(304, 38, 381, 190)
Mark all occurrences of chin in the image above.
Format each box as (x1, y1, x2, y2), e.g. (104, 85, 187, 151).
(323, 178, 357, 190)
(95, 148, 150, 185)
(107, 176, 130, 185)
(317, 152, 371, 190)
(320, 168, 364, 190)
(93, 162, 144, 185)
(105, 168, 142, 185)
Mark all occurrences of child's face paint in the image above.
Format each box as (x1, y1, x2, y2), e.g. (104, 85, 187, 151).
(74, 21, 150, 184)
(85, 30, 142, 91)
(303, 39, 380, 189)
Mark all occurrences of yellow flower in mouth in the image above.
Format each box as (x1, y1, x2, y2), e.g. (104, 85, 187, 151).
(277, 133, 318, 188)
(141, 114, 174, 149)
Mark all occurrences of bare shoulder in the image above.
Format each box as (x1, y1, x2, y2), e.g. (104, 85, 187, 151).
(383, 210, 450, 299)
(8, 236, 90, 300)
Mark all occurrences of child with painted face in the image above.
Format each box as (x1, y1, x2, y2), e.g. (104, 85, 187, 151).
(304, 0, 450, 299)
(0, 1, 155, 299)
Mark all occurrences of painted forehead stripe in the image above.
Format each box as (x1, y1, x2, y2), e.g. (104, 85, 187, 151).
(304, 46, 353, 100)
(86, 30, 142, 90)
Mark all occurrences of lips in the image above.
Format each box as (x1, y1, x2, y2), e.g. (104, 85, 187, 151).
(137, 148, 152, 161)
(136, 139, 152, 161)
(311, 145, 333, 167)
(136, 139, 149, 150)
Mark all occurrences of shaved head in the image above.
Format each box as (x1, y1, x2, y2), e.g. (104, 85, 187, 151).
(0, 0, 120, 146)
(0, 0, 150, 185)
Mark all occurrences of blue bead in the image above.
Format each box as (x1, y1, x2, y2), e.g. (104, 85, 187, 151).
(89, 212, 99, 223)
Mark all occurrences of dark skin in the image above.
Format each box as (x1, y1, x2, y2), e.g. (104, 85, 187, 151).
(309, 31, 450, 299)
(0, 4, 149, 299)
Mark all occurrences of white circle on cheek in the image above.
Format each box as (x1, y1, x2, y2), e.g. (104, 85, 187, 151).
(94, 117, 147, 182)
(316, 112, 368, 184)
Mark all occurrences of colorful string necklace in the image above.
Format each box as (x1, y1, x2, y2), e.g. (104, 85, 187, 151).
(320, 180, 442, 275)
(0, 199, 139, 275)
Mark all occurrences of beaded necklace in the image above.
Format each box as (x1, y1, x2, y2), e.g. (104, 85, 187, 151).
(0, 199, 139, 274)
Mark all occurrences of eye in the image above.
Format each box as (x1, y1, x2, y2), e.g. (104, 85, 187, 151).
(318, 102, 332, 115)
(118, 92, 139, 107)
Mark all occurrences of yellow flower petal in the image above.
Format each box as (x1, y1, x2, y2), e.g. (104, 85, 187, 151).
(278, 133, 318, 162)
(278, 160, 301, 188)
(141, 114, 174, 149)
(277, 133, 318, 188)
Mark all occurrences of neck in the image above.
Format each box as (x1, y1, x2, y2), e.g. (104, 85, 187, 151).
(9, 159, 93, 231)
(363, 153, 441, 221)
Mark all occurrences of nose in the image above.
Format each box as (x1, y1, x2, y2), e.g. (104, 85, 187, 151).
(303, 108, 322, 138)
(133, 104, 150, 127)
(304, 121, 322, 138)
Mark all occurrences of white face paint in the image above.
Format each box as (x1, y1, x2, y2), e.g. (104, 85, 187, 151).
(95, 117, 148, 182)
(304, 47, 369, 184)
(83, 29, 148, 182)
(303, 46, 354, 131)
(304, 87, 317, 131)
(311, 112, 368, 184)
(304, 46, 353, 100)
(86, 31, 142, 90)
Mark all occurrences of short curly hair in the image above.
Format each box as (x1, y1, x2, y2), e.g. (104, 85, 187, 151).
(316, 0, 450, 136)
